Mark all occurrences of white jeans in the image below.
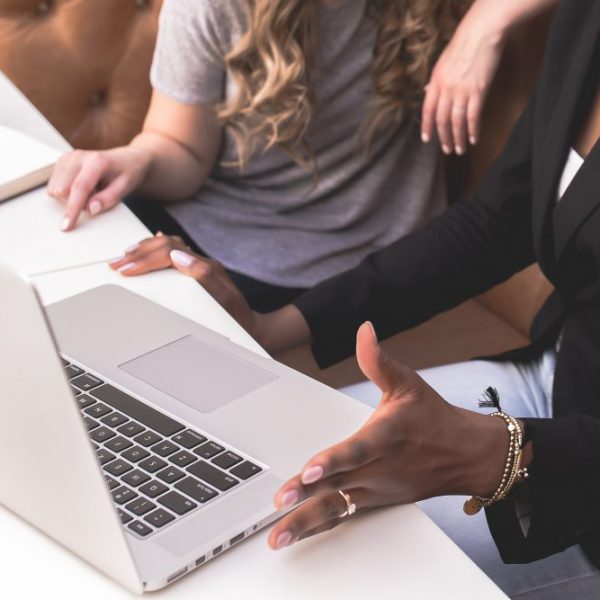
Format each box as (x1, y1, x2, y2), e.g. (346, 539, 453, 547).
(341, 351, 600, 599)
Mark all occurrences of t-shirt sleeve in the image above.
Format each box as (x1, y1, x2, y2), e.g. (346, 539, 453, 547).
(150, 0, 226, 105)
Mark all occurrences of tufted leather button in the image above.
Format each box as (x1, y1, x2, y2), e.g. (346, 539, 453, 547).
(91, 90, 108, 107)
(35, 1, 52, 16)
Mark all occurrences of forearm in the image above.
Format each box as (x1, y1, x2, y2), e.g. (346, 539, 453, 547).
(130, 131, 211, 201)
(255, 305, 312, 355)
(470, 0, 559, 37)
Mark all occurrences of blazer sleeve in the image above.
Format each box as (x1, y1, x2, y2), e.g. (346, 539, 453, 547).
(292, 93, 538, 368)
(486, 415, 600, 564)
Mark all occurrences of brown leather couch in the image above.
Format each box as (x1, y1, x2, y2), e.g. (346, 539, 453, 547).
(0, 0, 554, 387)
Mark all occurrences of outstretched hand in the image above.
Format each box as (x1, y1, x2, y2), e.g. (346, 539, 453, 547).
(268, 322, 507, 550)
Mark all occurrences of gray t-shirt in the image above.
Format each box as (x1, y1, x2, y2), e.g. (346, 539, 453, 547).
(150, 0, 446, 287)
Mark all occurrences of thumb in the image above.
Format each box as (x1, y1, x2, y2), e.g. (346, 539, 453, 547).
(356, 322, 409, 395)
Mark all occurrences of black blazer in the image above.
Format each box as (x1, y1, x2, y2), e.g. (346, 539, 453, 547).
(293, 1, 600, 567)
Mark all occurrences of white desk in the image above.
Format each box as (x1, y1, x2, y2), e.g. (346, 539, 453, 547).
(0, 72, 507, 599)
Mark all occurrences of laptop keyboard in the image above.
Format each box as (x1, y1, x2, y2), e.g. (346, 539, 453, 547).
(62, 358, 265, 539)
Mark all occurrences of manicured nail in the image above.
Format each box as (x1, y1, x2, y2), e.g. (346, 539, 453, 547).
(125, 243, 139, 254)
(366, 321, 378, 341)
(276, 532, 293, 549)
(280, 490, 299, 509)
(301, 466, 324, 485)
(156, 231, 164, 237)
(88, 200, 102, 216)
(455, 146, 464, 156)
(421, 132, 430, 143)
(442, 144, 451, 155)
(170, 249, 195, 267)
(117, 262, 136, 273)
(108, 255, 125, 265)
(470, 136, 477, 145)
(61, 217, 71, 231)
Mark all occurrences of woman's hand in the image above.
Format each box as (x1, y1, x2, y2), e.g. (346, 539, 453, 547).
(421, 2, 508, 155)
(48, 145, 153, 231)
(268, 322, 508, 550)
(109, 233, 260, 339)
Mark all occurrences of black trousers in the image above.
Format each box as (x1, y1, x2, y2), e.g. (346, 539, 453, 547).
(125, 197, 306, 313)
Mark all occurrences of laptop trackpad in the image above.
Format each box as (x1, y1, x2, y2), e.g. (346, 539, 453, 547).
(119, 335, 277, 413)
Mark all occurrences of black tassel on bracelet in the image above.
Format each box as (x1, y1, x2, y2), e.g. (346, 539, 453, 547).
(478, 386, 502, 411)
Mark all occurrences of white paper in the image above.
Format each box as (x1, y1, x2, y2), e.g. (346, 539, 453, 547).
(0, 124, 63, 187)
(0, 187, 150, 276)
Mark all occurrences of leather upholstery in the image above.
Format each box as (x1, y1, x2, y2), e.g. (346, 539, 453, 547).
(0, 0, 161, 149)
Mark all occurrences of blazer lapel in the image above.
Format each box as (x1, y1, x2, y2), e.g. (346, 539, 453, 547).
(533, 4, 600, 266)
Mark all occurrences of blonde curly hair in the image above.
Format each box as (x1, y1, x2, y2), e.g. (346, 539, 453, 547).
(218, 0, 472, 169)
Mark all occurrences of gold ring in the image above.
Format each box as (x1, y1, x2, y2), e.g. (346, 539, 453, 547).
(338, 490, 356, 518)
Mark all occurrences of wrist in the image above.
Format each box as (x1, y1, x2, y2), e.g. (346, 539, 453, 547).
(254, 305, 311, 355)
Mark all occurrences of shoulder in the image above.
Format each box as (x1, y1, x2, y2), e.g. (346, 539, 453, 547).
(159, 0, 248, 52)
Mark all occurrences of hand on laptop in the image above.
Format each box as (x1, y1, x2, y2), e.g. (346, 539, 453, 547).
(48, 146, 152, 231)
(267, 322, 509, 550)
(109, 233, 259, 339)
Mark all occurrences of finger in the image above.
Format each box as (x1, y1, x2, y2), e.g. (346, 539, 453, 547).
(113, 239, 187, 276)
(86, 174, 131, 217)
(435, 94, 453, 155)
(467, 92, 483, 146)
(62, 154, 109, 231)
(355, 321, 411, 396)
(47, 153, 82, 202)
(269, 489, 368, 550)
(109, 235, 188, 270)
(450, 97, 469, 156)
(421, 82, 439, 143)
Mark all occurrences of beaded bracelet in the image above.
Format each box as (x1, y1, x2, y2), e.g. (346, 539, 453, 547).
(463, 411, 527, 516)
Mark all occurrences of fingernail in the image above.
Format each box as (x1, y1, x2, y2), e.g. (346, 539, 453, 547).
(61, 217, 71, 231)
(88, 200, 102, 216)
(156, 231, 164, 237)
(125, 243, 139, 254)
(421, 132, 430, 143)
(366, 321, 378, 341)
(470, 136, 477, 145)
(170, 249, 195, 267)
(455, 146, 464, 156)
(442, 145, 451, 155)
(108, 255, 125, 265)
(301, 465, 324, 485)
(117, 262, 136, 273)
(276, 532, 293, 549)
(280, 490, 299, 509)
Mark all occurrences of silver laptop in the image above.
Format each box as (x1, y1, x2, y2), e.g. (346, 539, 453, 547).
(0, 263, 371, 592)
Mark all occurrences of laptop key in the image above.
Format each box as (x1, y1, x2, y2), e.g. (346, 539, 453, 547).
(104, 459, 134, 477)
(83, 417, 100, 431)
(172, 430, 206, 449)
(125, 498, 156, 516)
(152, 441, 179, 457)
(187, 461, 239, 491)
(128, 521, 153, 537)
(64, 364, 84, 379)
(101, 412, 129, 428)
(70, 384, 82, 396)
(105, 436, 133, 453)
(175, 477, 218, 503)
(144, 508, 175, 529)
(212, 451, 243, 470)
(85, 403, 113, 419)
(231, 461, 263, 480)
(139, 457, 167, 474)
(156, 466, 185, 484)
(96, 448, 116, 465)
(90, 384, 184, 436)
(71, 373, 103, 392)
(90, 426, 116, 443)
(194, 441, 224, 459)
(169, 451, 197, 468)
(112, 486, 138, 505)
(158, 491, 197, 515)
(134, 431, 162, 447)
(77, 394, 96, 409)
(117, 509, 133, 524)
(139, 480, 169, 498)
(122, 469, 151, 488)
(121, 446, 150, 463)
(117, 422, 145, 438)
(105, 475, 120, 490)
